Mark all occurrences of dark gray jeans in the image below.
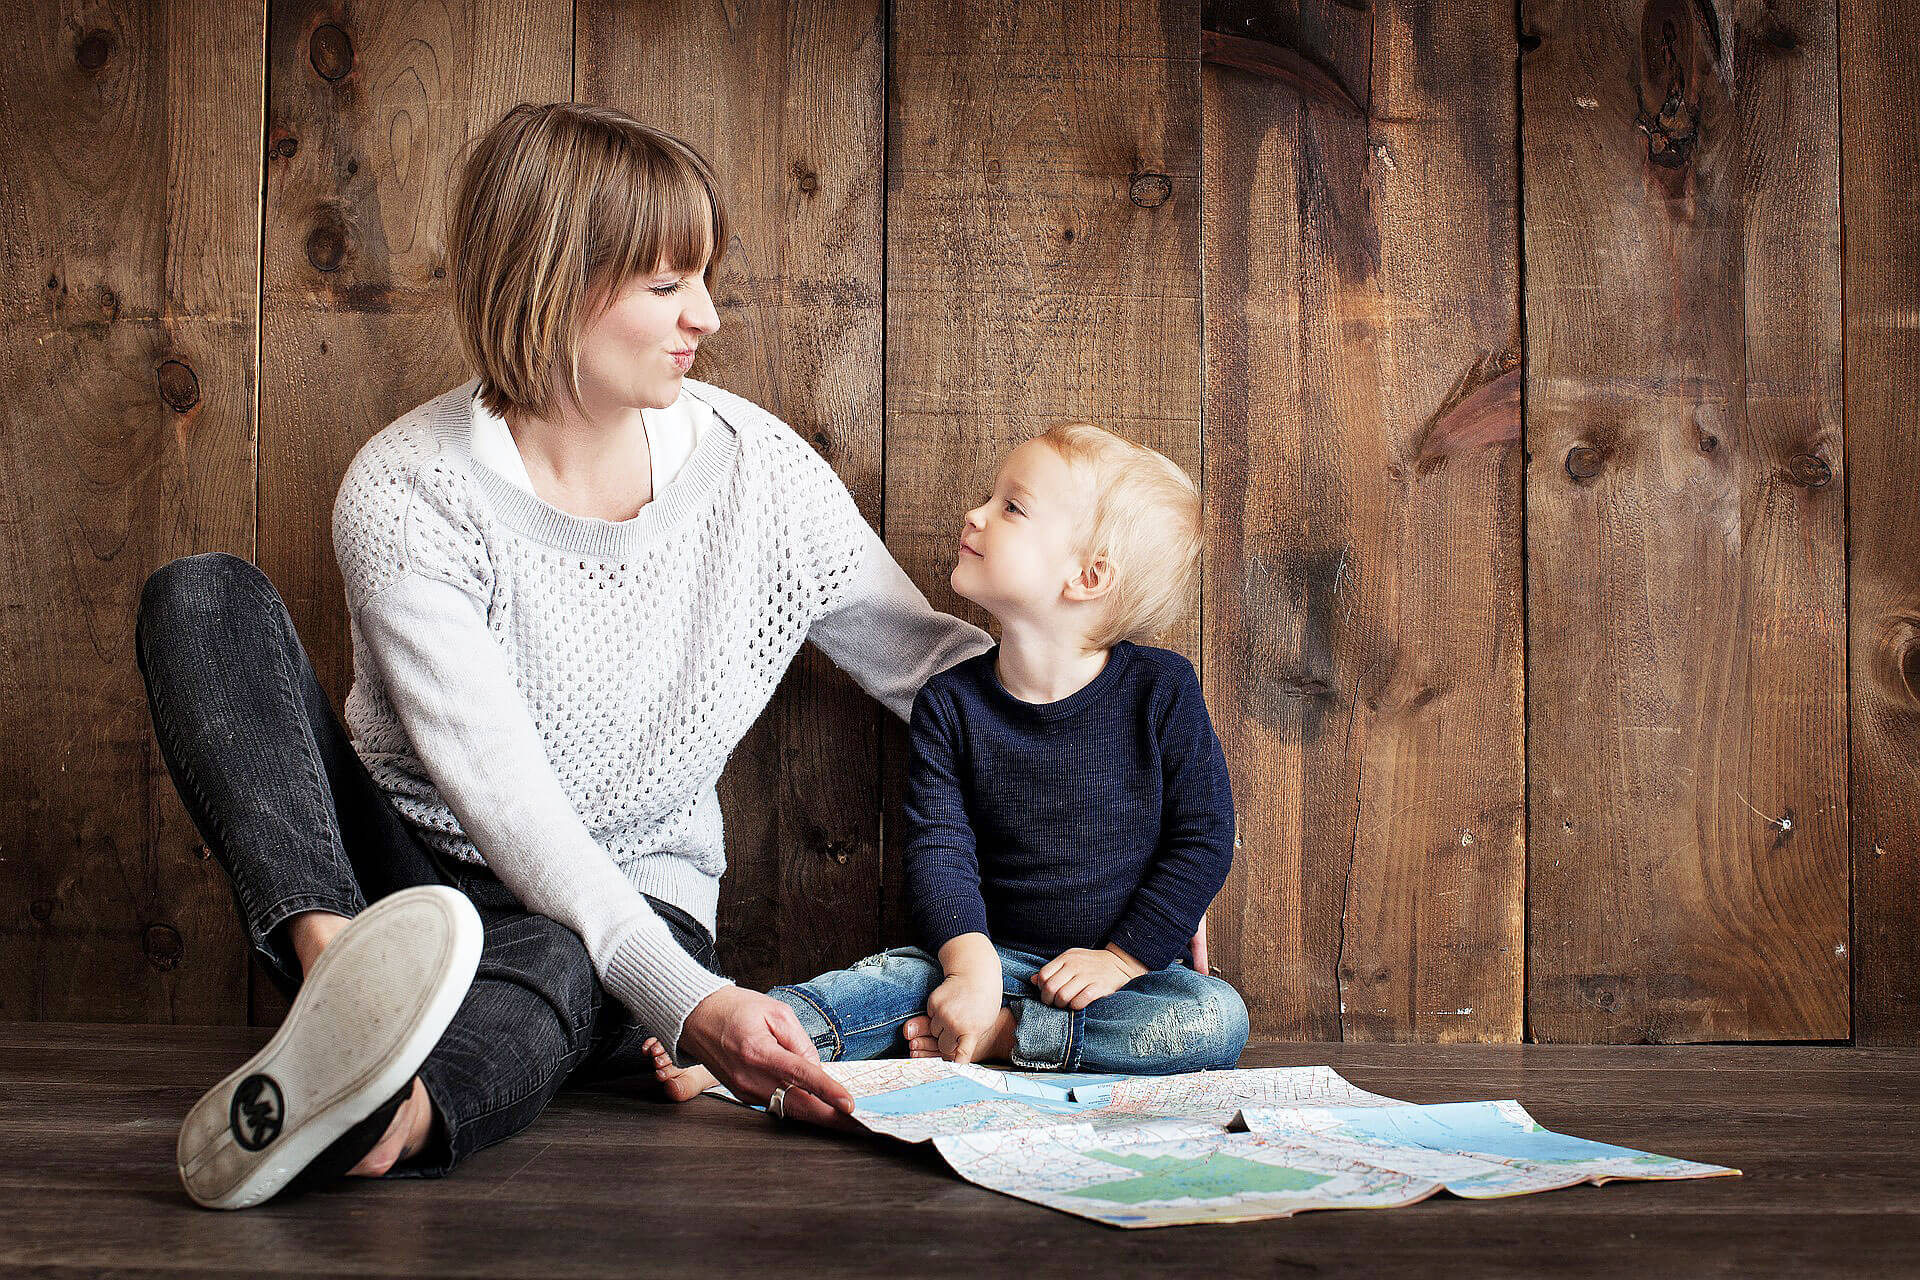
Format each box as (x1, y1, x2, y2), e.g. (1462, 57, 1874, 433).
(135, 552, 722, 1176)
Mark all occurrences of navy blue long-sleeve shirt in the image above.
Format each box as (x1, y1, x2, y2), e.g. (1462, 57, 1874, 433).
(902, 640, 1236, 972)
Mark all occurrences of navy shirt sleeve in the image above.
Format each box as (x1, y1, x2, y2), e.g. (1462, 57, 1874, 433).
(1105, 661, 1237, 971)
(901, 683, 991, 951)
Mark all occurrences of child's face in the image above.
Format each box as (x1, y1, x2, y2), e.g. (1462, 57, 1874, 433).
(951, 440, 1097, 624)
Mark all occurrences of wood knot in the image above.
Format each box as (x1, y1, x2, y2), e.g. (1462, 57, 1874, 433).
(306, 212, 348, 273)
(1129, 173, 1173, 208)
(1565, 444, 1604, 479)
(143, 923, 185, 971)
(310, 23, 354, 82)
(1635, 80, 1698, 169)
(156, 359, 200, 413)
(271, 134, 298, 159)
(1896, 626, 1920, 708)
(792, 162, 819, 196)
(1786, 453, 1831, 488)
(29, 899, 54, 923)
(76, 29, 114, 70)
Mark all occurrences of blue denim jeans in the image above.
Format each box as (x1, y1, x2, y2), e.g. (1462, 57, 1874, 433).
(135, 552, 718, 1177)
(770, 942, 1251, 1075)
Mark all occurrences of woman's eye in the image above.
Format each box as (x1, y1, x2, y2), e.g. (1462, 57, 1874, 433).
(650, 280, 684, 296)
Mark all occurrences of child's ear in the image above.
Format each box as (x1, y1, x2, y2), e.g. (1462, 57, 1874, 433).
(1066, 555, 1115, 602)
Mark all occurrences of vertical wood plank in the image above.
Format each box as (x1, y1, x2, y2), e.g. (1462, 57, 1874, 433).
(257, 0, 571, 1020)
(1843, 0, 1920, 1045)
(1201, 1, 1526, 1040)
(1522, 0, 1847, 1041)
(0, 1, 263, 1022)
(881, 0, 1205, 941)
(579, 0, 890, 990)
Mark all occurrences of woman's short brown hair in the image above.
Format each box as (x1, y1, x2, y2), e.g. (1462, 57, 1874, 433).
(447, 102, 728, 422)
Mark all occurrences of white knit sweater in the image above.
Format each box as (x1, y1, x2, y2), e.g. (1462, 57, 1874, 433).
(330, 376, 994, 1057)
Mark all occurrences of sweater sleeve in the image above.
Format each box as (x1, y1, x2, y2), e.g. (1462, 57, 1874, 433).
(352, 571, 734, 1060)
(901, 685, 992, 952)
(806, 520, 996, 722)
(1105, 661, 1238, 971)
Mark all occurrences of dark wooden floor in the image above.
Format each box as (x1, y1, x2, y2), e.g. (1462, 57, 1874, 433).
(2, 1026, 1914, 1277)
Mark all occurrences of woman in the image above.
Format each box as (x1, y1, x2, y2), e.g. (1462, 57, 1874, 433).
(135, 101, 993, 1210)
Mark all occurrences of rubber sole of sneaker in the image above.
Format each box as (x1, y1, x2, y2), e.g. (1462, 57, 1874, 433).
(176, 885, 483, 1209)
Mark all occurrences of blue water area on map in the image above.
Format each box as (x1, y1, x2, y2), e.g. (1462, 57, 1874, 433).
(1340, 1102, 1658, 1164)
(859, 1075, 1110, 1118)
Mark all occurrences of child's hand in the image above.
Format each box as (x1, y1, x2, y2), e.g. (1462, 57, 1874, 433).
(927, 973, 1003, 1062)
(1035, 945, 1149, 1010)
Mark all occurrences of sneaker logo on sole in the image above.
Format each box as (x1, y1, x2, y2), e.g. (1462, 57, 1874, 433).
(230, 1074, 285, 1150)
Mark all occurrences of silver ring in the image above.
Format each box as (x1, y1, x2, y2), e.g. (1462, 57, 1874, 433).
(767, 1085, 788, 1119)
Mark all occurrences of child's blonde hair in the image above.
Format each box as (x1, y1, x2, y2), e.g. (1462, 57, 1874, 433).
(446, 102, 728, 423)
(1033, 423, 1201, 648)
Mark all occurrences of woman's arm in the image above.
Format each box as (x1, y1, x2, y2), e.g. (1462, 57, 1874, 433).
(806, 522, 994, 723)
(356, 571, 854, 1115)
(354, 571, 733, 1052)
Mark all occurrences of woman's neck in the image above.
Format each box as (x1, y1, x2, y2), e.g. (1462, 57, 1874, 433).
(505, 396, 656, 521)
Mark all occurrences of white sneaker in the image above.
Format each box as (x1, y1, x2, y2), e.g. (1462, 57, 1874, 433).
(176, 885, 483, 1209)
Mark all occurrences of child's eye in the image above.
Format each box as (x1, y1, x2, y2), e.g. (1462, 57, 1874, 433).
(1004, 502, 1023, 515)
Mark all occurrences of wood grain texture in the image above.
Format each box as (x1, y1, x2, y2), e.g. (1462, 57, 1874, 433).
(578, 0, 890, 989)
(255, 0, 572, 1021)
(1521, 0, 1848, 1041)
(881, 0, 1205, 942)
(1842, 0, 1920, 1045)
(0, 1, 263, 1022)
(1201, 1, 1527, 1041)
(6, 1024, 1920, 1276)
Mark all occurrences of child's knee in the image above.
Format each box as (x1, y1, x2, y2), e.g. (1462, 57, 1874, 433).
(1200, 981, 1252, 1068)
(1095, 981, 1250, 1074)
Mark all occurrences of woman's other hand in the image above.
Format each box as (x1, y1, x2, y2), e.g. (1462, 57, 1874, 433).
(677, 986, 857, 1128)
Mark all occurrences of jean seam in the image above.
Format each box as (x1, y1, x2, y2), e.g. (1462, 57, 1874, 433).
(435, 1040, 591, 1144)
(778, 987, 845, 1059)
(138, 569, 362, 931)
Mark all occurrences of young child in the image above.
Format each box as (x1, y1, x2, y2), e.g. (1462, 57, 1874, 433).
(645, 422, 1247, 1100)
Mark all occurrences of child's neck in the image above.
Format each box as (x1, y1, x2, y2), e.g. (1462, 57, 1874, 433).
(993, 624, 1112, 705)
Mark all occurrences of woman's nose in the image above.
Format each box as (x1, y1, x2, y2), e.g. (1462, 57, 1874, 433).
(685, 280, 721, 335)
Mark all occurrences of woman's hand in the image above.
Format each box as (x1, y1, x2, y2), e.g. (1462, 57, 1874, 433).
(676, 986, 857, 1127)
(1035, 944, 1149, 1010)
(926, 973, 1004, 1063)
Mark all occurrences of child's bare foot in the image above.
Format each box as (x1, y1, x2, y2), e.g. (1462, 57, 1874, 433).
(642, 1036, 718, 1102)
(902, 1006, 1016, 1064)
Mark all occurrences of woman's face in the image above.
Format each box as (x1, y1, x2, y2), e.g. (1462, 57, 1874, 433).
(571, 257, 721, 413)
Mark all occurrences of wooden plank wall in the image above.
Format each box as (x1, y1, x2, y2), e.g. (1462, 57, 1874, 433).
(1520, 0, 1848, 1041)
(2, 0, 1914, 1045)
(1201, 2, 1525, 1042)
(1843, 0, 1920, 1046)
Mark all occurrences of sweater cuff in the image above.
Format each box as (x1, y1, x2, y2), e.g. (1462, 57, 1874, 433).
(1106, 906, 1193, 974)
(915, 895, 992, 954)
(600, 921, 735, 1063)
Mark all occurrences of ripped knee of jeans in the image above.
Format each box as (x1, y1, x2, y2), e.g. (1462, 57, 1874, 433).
(1128, 986, 1251, 1068)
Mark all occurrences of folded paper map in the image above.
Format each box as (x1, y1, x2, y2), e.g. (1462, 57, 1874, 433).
(708, 1060, 1737, 1228)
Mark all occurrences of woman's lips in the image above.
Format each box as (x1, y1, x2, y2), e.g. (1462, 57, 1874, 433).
(670, 349, 696, 372)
